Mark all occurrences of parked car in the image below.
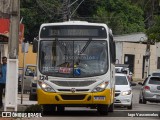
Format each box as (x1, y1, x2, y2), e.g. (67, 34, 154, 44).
(139, 76, 160, 104)
(115, 64, 133, 82)
(29, 77, 37, 101)
(18, 64, 36, 93)
(18, 68, 23, 93)
(114, 73, 136, 109)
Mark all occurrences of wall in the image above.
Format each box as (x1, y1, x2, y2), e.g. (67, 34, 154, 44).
(122, 42, 157, 79)
(156, 42, 160, 70)
(115, 42, 123, 64)
(0, 43, 36, 67)
(18, 44, 37, 68)
(156, 42, 160, 57)
(149, 45, 157, 73)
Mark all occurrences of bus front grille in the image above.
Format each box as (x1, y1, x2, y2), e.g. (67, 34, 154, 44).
(60, 95, 86, 100)
(57, 89, 89, 92)
(51, 81, 96, 87)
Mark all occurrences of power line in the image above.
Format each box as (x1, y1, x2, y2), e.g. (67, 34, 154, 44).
(36, 0, 63, 16)
(69, 0, 85, 20)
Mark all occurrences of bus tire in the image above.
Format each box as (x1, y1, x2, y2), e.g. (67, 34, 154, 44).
(108, 103, 114, 112)
(42, 104, 56, 115)
(97, 105, 109, 115)
(29, 93, 37, 101)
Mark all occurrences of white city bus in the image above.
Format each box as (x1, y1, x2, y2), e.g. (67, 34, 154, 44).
(33, 21, 116, 115)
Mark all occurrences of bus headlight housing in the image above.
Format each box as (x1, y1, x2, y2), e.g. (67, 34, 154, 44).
(122, 90, 131, 96)
(38, 81, 55, 92)
(92, 82, 109, 92)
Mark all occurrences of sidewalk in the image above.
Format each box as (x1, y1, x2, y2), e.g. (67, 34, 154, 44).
(0, 94, 37, 112)
(17, 94, 37, 111)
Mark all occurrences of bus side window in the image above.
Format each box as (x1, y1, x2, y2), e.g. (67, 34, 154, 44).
(109, 34, 116, 63)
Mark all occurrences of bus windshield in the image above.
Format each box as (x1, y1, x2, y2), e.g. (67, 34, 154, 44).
(39, 40, 108, 78)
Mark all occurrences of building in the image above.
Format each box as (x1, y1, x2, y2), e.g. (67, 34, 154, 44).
(0, 18, 24, 59)
(18, 44, 37, 68)
(115, 32, 160, 79)
(156, 42, 160, 70)
(0, 18, 36, 68)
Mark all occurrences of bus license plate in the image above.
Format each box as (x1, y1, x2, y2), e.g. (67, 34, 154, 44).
(94, 96, 105, 100)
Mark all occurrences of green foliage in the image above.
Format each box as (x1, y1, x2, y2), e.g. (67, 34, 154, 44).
(20, 0, 159, 41)
(91, 0, 145, 35)
(146, 16, 160, 42)
(72, 0, 145, 35)
(20, 0, 62, 42)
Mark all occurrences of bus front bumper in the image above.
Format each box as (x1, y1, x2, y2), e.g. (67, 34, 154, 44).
(37, 89, 113, 105)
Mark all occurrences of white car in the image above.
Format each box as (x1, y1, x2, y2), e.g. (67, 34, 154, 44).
(114, 73, 136, 109)
(149, 71, 160, 77)
(115, 66, 133, 82)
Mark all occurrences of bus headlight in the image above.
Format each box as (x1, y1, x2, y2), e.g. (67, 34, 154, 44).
(92, 82, 109, 92)
(38, 81, 55, 92)
(122, 90, 131, 96)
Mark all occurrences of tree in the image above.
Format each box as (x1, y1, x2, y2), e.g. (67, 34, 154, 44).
(131, 0, 160, 42)
(20, 0, 147, 41)
(20, 0, 62, 42)
(75, 0, 145, 35)
(146, 15, 160, 42)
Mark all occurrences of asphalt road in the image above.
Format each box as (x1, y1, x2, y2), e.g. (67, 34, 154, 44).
(20, 84, 160, 120)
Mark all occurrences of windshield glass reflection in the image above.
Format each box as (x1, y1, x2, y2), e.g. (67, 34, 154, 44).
(39, 40, 108, 78)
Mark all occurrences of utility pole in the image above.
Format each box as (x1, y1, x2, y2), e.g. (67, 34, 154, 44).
(68, 0, 71, 20)
(144, 0, 155, 78)
(4, 0, 20, 111)
(62, 0, 70, 21)
(62, 0, 85, 21)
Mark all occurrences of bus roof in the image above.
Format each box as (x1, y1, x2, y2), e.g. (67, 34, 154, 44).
(40, 21, 109, 29)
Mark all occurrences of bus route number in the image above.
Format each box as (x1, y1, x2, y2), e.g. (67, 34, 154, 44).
(40, 75, 48, 80)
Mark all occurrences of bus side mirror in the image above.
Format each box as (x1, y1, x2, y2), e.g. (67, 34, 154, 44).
(33, 38, 38, 53)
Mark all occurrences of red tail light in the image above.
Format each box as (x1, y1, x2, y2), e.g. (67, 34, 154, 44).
(144, 86, 150, 91)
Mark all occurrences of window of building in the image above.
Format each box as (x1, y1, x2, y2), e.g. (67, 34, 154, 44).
(157, 57, 160, 69)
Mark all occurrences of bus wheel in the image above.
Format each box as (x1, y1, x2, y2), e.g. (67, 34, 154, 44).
(29, 93, 37, 101)
(97, 105, 109, 115)
(57, 106, 65, 112)
(42, 104, 56, 115)
(108, 103, 114, 112)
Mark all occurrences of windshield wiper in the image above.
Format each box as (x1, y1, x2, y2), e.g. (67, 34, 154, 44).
(55, 38, 67, 52)
(79, 38, 92, 54)
(75, 38, 92, 65)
